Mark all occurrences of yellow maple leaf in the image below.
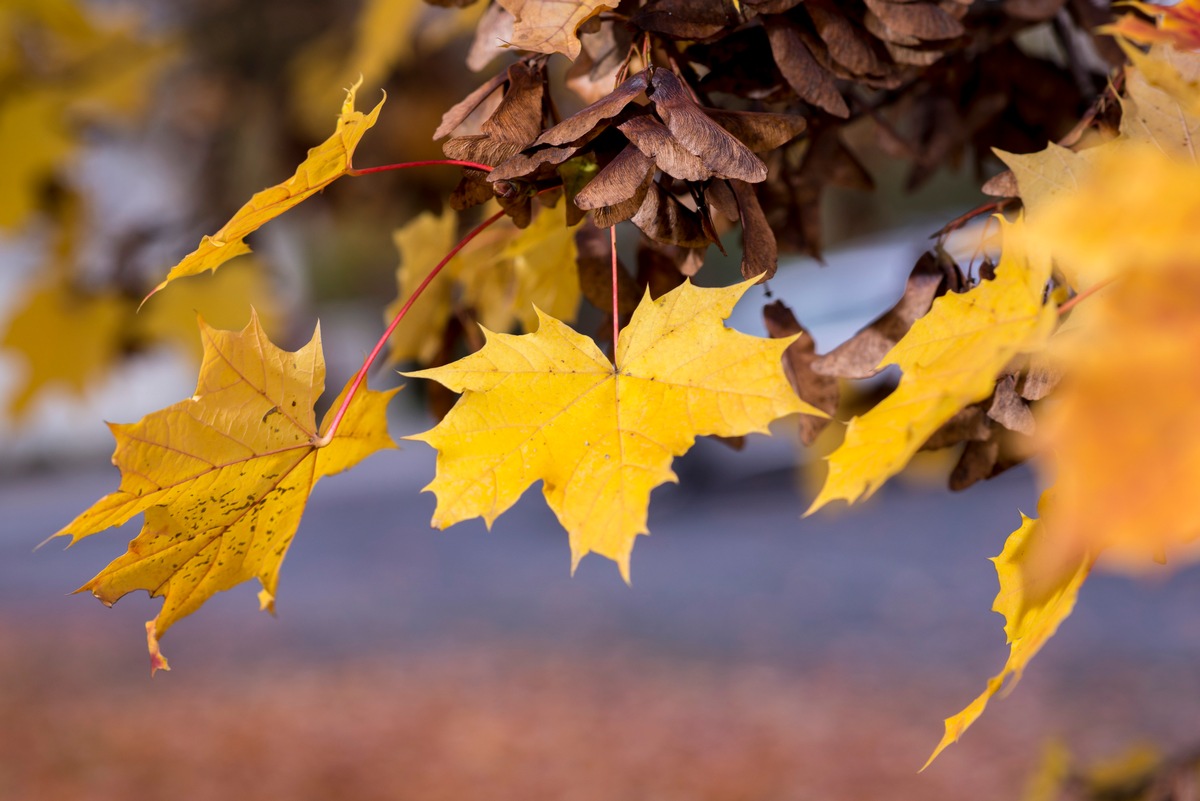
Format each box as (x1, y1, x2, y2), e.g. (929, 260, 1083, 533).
(464, 202, 581, 334)
(385, 208, 465, 366)
(385, 202, 582, 365)
(496, 0, 619, 61)
(924, 492, 1092, 769)
(406, 279, 819, 579)
(52, 312, 398, 671)
(146, 80, 385, 300)
(809, 219, 1057, 513)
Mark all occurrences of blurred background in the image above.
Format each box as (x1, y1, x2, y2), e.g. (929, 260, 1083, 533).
(3, 1, 1200, 799)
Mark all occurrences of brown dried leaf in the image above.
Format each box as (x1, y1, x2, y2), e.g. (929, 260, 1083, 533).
(536, 71, 649, 147)
(434, 72, 508, 140)
(763, 300, 839, 445)
(467, 3, 515, 72)
(704, 179, 740, 221)
(1017, 357, 1060, 401)
(632, 181, 711, 248)
(489, 143, 584, 182)
(863, 0, 964, 41)
(443, 62, 546, 167)
(921, 405, 992, 451)
(617, 111, 712, 181)
(813, 250, 951, 378)
(805, 0, 884, 76)
(988, 374, 1035, 435)
(449, 169, 496, 211)
(631, 0, 732, 39)
(648, 70, 769, 182)
(702, 108, 808, 152)
(481, 62, 546, 145)
(575, 144, 656, 217)
(565, 18, 631, 104)
(949, 436, 1002, 491)
(981, 169, 1020, 198)
(731, 180, 777, 281)
(764, 14, 850, 117)
(497, 0, 620, 60)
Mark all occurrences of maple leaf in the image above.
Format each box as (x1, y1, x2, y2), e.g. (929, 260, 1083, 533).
(809, 219, 1057, 513)
(406, 279, 819, 579)
(924, 492, 1092, 769)
(496, 0, 620, 61)
(385, 202, 581, 365)
(146, 80, 384, 300)
(51, 312, 398, 671)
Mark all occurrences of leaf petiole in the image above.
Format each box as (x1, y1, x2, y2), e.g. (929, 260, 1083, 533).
(314, 208, 507, 447)
(348, 159, 494, 176)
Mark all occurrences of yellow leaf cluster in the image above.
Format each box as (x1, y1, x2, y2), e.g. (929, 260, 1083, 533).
(147, 80, 384, 300)
(385, 202, 582, 365)
(809, 219, 1056, 513)
(53, 313, 397, 671)
(407, 279, 819, 579)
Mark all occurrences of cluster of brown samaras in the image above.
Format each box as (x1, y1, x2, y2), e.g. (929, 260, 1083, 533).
(427, 0, 1121, 489)
(434, 0, 1118, 275)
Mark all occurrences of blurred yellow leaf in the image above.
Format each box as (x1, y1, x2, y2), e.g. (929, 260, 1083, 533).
(809, 219, 1056, 513)
(148, 80, 385, 299)
(1, 278, 126, 418)
(385, 208, 466, 365)
(53, 312, 398, 671)
(385, 202, 582, 366)
(1, 255, 278, 420)
(407, 279, 817, 579)
(924, 493, 1092, 769)
(464, 201, 582, 334)
(0, 0, 171, 228)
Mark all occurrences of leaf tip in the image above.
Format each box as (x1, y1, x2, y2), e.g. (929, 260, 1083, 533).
(258, 588, 276, 615)
(146, 620, 171, 676)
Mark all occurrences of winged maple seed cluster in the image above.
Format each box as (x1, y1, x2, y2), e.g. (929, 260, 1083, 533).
(32, 0, 1200, 770)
